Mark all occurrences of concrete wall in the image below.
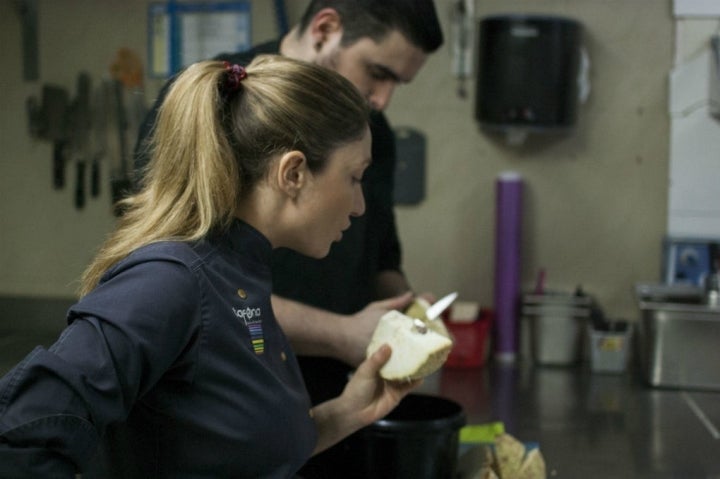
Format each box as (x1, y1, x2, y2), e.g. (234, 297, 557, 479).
(0, 1, 674, 321)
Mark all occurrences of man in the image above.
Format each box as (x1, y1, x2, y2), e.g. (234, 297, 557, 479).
(134, 1, 443, 475)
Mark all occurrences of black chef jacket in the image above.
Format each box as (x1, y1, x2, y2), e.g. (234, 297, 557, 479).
(0, 220, 316, 478)
(133, 40, 404, 406)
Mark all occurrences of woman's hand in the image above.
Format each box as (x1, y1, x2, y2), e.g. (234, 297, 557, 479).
(338, 293, 414, 366)
(341, 344, 420, 424)
(310, 343, 421, 455)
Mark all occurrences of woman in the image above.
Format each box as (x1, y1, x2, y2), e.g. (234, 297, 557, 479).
(0, 55, 418, 478)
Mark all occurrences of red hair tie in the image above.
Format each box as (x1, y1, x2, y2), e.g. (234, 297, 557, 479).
(222, 61, 247, 95)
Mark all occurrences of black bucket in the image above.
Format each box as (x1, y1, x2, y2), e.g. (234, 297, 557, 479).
(344, 393, 466, 479)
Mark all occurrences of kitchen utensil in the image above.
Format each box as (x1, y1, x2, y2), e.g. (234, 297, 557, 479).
(522, 292, 592, 366)
(412, 318, 428, 334)
(37, 85, 70, 188)
(69, 72, 92, 209)
(425, 291, 459, 321)
(109, 78, 130, 207)
(52, 140, 69, 189)
(636, 283, 720, 390)
(15, 0, 39, 81)
(89, 80, 111, 198)
(75, 161, 86, 209)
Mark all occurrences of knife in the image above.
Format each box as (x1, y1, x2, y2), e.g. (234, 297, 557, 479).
(40, 85, 70, 189)
(425, 292, 459, 321)
(70, 72, 91, 209)
(90, 80, 111, 198)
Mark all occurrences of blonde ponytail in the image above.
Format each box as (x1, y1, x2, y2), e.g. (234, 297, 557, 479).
(79, 55, 368, 296)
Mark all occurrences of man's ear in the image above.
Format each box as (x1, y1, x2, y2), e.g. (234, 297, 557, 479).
(309, 8, 343, 52)
(276, 150, 308, 198)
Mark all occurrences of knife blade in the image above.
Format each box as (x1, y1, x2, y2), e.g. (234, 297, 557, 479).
(425, 292, 459, 321)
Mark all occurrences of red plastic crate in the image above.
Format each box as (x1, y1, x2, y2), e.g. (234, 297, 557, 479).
(443, 309, 493, 368)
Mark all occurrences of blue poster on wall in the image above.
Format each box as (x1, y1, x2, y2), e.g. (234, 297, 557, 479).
(148, 1, 251, 78)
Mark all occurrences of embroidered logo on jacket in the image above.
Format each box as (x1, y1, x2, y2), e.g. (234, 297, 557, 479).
(233, 306, 264, 355)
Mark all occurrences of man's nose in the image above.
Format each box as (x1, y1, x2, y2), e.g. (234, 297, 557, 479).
(368, 83, 396, 111)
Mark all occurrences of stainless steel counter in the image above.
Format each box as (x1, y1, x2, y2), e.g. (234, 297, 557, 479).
(417, 362, 720, 478)
(3, 297, 720, 478)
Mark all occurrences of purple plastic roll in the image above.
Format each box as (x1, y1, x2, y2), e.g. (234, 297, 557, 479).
(493, 172, 523, 363)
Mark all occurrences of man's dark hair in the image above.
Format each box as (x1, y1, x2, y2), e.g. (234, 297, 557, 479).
(298, 0, 444, 53)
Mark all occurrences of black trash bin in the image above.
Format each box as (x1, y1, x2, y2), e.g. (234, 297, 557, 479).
(344, 393, 466, 479)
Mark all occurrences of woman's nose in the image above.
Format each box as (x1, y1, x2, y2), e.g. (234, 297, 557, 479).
(351, 189, 366, 217)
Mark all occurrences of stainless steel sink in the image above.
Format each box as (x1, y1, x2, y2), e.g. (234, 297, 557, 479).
(635, 283, 720, 390)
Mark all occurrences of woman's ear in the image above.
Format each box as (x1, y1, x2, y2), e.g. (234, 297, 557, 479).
(276, 150, 308, 198)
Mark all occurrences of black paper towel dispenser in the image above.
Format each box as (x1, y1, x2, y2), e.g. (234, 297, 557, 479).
(475, 15, 583, 139)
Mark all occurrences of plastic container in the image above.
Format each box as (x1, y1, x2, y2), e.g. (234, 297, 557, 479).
(443, 309, 493, 368)
(343, 394, 466, 479)
(589, 324, 632, 373)
(522, 293, 591, 365)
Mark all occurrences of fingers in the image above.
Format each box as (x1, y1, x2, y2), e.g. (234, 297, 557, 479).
(417, 291, 437, 304)
(387, 377, 423, 394)
(365, 343, 391, 371)
(372, 291, 413, 312)
(361, 345, 421, 394)
(353, 343, 392, 380)
(401, 380, 422, 397)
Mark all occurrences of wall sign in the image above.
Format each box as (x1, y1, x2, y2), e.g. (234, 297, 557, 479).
(148, 1, 251, 78)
